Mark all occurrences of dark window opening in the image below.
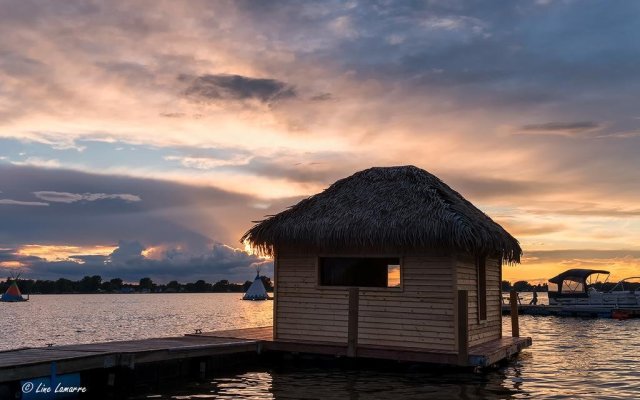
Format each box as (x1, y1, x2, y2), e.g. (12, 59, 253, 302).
(477, 256, 487, 321)
(319, 257, 401, 288)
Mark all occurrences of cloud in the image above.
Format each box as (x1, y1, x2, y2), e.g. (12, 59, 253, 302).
(34, 191, 141, 203)
(525, 203, 640, 217)
(12, 157, 62, 168)
(0, 241, 273, 283)
(0, 199, 49, 206)
(1, 0, 640, 284)
(498, 220, 566, 236)
(164, 155, 252, 170)
(0, 164, 267, 249)
(183, 74, 296, 104)
(108, 240, 145, 264)
(517, 121, 601, 136)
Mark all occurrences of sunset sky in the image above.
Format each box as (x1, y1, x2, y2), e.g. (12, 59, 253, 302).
(1, 0, 639, 284)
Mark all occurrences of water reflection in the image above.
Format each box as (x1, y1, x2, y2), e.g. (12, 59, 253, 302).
(0, 293, 272, 350)
(140, 315, 640, 400)
(5, 293, 640, 399)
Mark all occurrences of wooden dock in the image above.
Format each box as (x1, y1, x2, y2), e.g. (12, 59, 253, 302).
(187, 326, 531, 368)
(501, 304, 640, 318)
(0, 325, 531, 397)
(0, 334, 262, 384)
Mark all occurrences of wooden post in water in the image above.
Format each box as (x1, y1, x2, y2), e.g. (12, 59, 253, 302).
(347, 287, 359, 357)
(510, 289, 520, 337)
(457, 290, 469, 366)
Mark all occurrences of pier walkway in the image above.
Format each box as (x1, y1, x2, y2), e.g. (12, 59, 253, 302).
(0, 334, 261, 384)
(1, 326, 531, 387)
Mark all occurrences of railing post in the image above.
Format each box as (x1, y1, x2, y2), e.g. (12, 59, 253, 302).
(510, 289, 520, 337)
(457, 290, 469, 365)
(347, 287, 359, 357)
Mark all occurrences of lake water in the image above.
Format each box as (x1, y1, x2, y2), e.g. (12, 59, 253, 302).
(3, 293, 640, 399)
(0, 293, 272, 350)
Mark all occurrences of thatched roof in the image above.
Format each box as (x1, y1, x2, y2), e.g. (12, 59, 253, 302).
(242, 166, 521, 263)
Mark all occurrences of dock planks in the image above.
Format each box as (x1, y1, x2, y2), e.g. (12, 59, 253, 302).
(0, 335, 261, 383)
(190, 326, 531, 367)
(1, 325, 531, 384)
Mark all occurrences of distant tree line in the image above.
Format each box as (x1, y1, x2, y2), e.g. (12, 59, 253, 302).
(502, 280, 548, 292)
(0, 275, 274, 294)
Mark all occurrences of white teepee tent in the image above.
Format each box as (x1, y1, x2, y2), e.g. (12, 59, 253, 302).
(242, 271, 269, 300)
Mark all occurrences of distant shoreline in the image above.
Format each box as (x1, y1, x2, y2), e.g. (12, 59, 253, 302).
(1, 276, 274, 295)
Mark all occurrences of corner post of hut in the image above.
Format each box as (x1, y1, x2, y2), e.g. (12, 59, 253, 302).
(347, 287, 359, 357)
(457, 289, 469, 365)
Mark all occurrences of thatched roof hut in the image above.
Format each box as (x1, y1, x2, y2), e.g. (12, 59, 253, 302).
(242, 165, 521, 263)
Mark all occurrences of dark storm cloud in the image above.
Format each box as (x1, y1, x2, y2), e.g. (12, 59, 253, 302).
(0, 242, 272, 283)
(183, 74, 296, 104)
(33, 191, 141, 203)
(0, 164, 253, 249)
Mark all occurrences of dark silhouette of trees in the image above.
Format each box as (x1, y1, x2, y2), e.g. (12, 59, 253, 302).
(138, 277, 154, 291)
(502, 280, 548, 292)
(0, 275, 274, 294)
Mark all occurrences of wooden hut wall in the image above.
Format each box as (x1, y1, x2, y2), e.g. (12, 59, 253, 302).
(357, 254, 455, 351)
(275, 250, 457, 352)
(455, 254, 502, 347)
(275, 252, 350, 343)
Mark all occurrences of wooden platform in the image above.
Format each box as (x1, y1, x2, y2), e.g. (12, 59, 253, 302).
(1, 326, 531, 385)
(188, 326, 531, 368)
(0, 335, 261, 383)
(501, 304, 640, 318)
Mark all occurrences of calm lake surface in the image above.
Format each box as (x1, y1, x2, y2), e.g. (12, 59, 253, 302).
(3, 293, 640, 399)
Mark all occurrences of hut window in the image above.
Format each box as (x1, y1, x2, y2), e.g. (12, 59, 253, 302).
(319, 257, 401, 288)
(477, 256, 487, 321)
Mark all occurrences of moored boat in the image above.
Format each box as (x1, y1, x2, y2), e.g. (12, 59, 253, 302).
(548, 269, 640, 307)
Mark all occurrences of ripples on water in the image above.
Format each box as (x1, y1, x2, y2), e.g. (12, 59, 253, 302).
(3, 293, 640, 398)
(0, 293, 272, 349)
(141, 317, 640, 400)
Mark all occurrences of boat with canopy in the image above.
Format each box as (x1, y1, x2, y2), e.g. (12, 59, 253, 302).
(548, 269, 640, 307)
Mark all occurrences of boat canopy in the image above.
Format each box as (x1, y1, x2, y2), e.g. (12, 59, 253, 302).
(549, 269, 610, 285)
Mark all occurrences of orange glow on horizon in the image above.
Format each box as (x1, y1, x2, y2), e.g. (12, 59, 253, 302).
(503, 256, 640, 284)
(0, 261, 24, 268)
(16, 244, 116, 261)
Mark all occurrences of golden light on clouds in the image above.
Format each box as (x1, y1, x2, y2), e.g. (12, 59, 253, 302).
(17, 245, 116, 261)
(1, 1, 639, 284)
(504, 255, 640, 284)
(0, 261, 24, 268)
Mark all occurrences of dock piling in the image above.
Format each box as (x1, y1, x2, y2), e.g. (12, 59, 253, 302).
(510, 290, 520, 337)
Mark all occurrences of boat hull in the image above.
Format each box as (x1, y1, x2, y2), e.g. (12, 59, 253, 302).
(549, 291, 640, 307)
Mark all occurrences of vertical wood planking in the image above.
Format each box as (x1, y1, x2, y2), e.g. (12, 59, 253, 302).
(347, 287, 359, 357)
(457, 289, 469, 365)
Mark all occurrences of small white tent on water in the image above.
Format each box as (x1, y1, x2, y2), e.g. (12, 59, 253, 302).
(243, 271, 269, 300)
